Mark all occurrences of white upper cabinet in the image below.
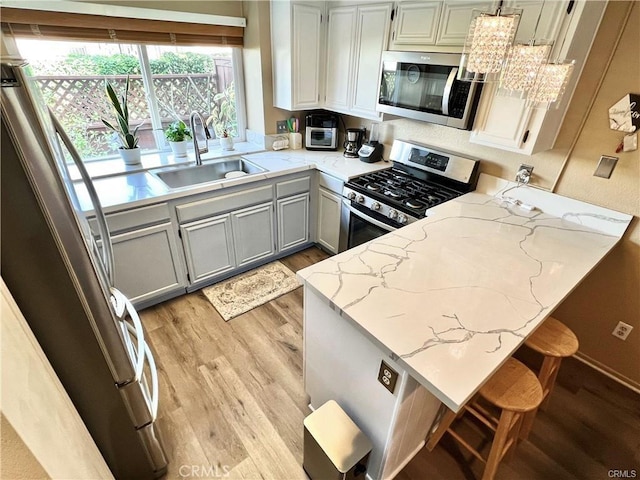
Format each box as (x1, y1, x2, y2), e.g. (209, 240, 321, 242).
(325, 2, 392, 120)
(389, 1, 497, 51)
(351, 3, 393, 119)
(324, 6, 357, 112)
(271, 1, 324, 110)
(271, 1, 391, 120)
(391, 1, 441, 46)
(470, 0, 606, 155)
(508, 0, 565, 43)
(436, 1, 494, 45)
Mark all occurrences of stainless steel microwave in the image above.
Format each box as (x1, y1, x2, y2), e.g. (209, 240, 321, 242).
(376, 51, 482, 130)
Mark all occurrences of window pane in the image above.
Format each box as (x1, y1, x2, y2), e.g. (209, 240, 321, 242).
(146, 45, 238, 140)
(15, 39, 156, 160)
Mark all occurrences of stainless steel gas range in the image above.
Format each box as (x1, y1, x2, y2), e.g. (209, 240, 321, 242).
(341, 140, 480, 250)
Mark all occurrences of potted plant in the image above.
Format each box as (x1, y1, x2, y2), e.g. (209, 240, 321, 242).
(164, 120, 192, 157)
(102, 76, 141, 165)
(206, 82, 237, 151)
(219, 129, 234, 151)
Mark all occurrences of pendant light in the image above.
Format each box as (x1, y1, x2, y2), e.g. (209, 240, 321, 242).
(526, 2, 577, 109)
(499, 2, 552, 97)
(527, 60, 575, 107)
(458, 3, 523, 83)
(499, 43, 552, 95)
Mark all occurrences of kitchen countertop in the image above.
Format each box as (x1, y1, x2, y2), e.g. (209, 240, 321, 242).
(75, 149, 390, 212)
(297, 173, 632, 411)
(242, 149, 392, 182)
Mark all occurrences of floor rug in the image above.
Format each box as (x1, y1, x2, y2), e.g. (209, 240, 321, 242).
(202, 261, 300, 321)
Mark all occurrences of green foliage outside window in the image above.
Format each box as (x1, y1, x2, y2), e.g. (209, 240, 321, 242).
(149, 52, 215, 75)
(33, 51, 217, 76)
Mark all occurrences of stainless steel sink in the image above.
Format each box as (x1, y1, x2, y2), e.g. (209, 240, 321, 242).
(154, 158, 266, 189)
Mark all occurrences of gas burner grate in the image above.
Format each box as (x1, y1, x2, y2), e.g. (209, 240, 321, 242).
(345, 165, 470, 218)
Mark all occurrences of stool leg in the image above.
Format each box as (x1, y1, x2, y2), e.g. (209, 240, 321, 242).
(538, 356, 562, 411)
(503, 413, 523, 462)
(426, 409, 457, 452)
(518, 407, 538, 442)
(482, 409, 515, 480)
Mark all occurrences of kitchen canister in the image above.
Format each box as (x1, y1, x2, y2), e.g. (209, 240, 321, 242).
(289, 132, 302, 150)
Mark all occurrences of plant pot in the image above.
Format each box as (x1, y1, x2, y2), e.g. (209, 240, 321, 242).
(220, 136, 234, 151)
(119, 147, 141, 165)
(169, 140, 189, 157)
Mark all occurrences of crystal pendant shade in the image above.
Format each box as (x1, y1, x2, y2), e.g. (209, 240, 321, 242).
(458, 8, 522, 83)
(500, 43, 552, 94)
(527, 60, 575, 107)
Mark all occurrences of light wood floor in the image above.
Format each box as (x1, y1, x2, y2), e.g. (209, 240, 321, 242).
(140, 247, 640, 480)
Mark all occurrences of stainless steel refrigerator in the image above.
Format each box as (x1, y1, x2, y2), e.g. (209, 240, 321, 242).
(1, 54, 167, 478)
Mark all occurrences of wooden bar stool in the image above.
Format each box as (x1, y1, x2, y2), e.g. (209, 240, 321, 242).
(426, 358, 542, 480)
(519, 316, 579, 440)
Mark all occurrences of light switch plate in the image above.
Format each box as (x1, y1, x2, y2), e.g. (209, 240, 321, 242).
(594, 155, 618, 178)
(276, 121, 288, 134)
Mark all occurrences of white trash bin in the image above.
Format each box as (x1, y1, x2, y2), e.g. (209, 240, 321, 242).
(303, 400, 372, 480)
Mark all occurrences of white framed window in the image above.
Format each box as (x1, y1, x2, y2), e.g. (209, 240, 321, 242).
(14, 38, 246, 163)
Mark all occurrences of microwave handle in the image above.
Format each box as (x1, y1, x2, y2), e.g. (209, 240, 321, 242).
(442, 67, 458, 116)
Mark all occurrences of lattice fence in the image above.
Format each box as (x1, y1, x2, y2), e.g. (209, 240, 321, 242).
(32, 59, 233, 158)
(35, 73, 232, 126)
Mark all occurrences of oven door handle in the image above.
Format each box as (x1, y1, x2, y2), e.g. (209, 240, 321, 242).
(442, 67, 458, 116)
(342, 199, 396, 233)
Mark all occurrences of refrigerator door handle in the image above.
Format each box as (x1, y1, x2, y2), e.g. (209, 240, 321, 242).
(49, 109, 115, 286)
(143, 336, 159, 421)
(111, 287, 145, 383)
(123, 322, 159, 423)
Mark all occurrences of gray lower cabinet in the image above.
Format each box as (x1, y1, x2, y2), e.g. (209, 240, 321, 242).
(180, 213, 235, 283)
(111, 222, 185, 304)
(277, 193, 310, 252)
(231, 202, 276, 267)
(317, 187, 342, 254)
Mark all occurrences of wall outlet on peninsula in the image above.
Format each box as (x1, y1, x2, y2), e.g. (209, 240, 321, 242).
(515, 164, 533, 184)
(612, 321, 633, 340)
(378, 360, 398, 394)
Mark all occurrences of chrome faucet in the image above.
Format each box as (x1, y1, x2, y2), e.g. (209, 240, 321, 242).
(189, 111, 210, 166)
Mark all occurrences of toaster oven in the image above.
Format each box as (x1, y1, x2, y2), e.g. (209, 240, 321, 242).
(305, 112, 338, 150)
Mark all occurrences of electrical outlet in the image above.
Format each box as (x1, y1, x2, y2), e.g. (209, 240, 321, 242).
(276, 120, 288, 134)
(377, 360, 398, 394)
(515, 164, 534, 184)
(612, 321, 633, 340)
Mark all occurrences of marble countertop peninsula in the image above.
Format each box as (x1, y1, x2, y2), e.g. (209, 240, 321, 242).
(297, 174, 632, 411)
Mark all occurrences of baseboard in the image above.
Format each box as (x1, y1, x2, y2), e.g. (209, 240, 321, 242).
(573, 352, 640, 394)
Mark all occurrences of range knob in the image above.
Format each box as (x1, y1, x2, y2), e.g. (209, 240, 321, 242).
(397, 214, 407, 224)
(347, 191, 356, 200)
(356, 195, 365, 204)
(371, 202, 381, 211)
(388, 209, 398, 219)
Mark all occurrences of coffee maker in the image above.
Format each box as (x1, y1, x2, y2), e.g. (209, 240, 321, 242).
(343, 128, 365, 158)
